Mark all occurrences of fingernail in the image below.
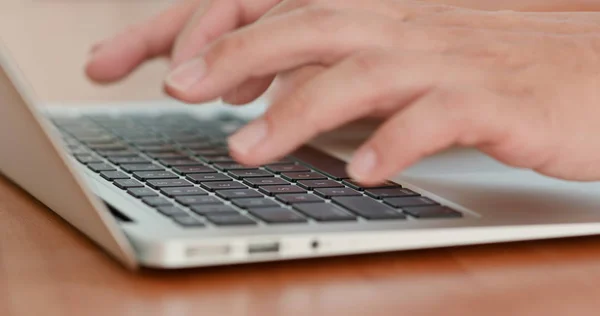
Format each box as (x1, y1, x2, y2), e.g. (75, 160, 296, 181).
(165, 58, 207, 92)
(349, 147, 378, 181)
(228, 119, 269, 156)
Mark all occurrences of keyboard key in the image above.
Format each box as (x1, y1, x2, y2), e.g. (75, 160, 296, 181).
(201, 181, 246, 191)
(248, 208, 307, 224)
(146, 152, 187, 159)
(243, 177, 289, 187)
(87, 163, 116, 172)
(142, 197, 173, 207)
(100, 171, 129, 181)
(233, 198, 280, 209)
(120, 164, 164, 173)
(314, 188, 361, 198)
(216, 189, 263, 200)
(214, 162, 254, 171)
(259, 185, 307, 196)
(156, 206, 189, 217)
(200, 155, 236, 163)
(87, 143, 128, 151)
(293, 204, 356, 222)
(403, 206, 463, 219)
(384, 197, 438, 208)
(228, 169, 273, 179)
(136, 144, 177, 153)
(276, 194, 324, 204)
(192, 149, 229, 157)
(75, 154, 103, 164)
(187, 173, 232, 183)
(172, 215, 206, 227)
(366, 188, 419, 199)
(172, 165, 216, 175)
(266, 164, 309, 173)
(292, 146, 350, 180)
(190, 205, 239, 215)
(205, 213, 257, 226)
(133, 171, 179, 181)
(297, 180, 343, 190)
(127, 187, 158, 198)
(332, 197, 406, 220)
(159, 158, 204, 167)
(98, 150, 139, 157)
(342, 179, 400, 191)
(147, 179, 194, 189)
(114, 179, 144, 189)
(108, 156, 150, 165)
(175, 196, 221, 206)
(281, 172, 326, 182)
(160, 187, 208, 197)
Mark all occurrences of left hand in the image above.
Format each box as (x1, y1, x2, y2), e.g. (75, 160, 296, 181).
(165, 1, 600, 184)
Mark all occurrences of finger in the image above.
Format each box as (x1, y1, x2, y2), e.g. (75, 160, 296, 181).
(226, 51, 477, 166)
(267, 65, 325, 103)
(221, 77, 274, 105)
(347, 88, 508, 185)
(260, 0, 408, 21)
(165, 8, 403, 103)
(86, 0, 200, 83)
(171, 0, 283, 67)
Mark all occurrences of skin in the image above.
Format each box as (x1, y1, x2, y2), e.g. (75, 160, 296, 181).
(87, 0, 600, 185)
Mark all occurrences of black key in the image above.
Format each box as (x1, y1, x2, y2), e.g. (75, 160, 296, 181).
(332, 197, 406, 220)
(146, 152, 187, 159)
(187, 173, 232, 183)
(136, 144, 177, 153)
(259, 185, 306, 196)
(98, 150, 139, 157)
(121, 164, 164, 173)
(142, 196, 173, 207)
(190, 205, 239, 216)
(175, 196, 221, 206)
(75, 154, 103, 164)
(205, 213, 257, 226)
(108, 156, 150, 165)
(276, 194, 324, 204)
(248, 208, 307, 224)
(243, 177, 289, 188)
(160, 187, 208, 197)
(297, 180, 343, 190)
(159, 159, 204, 167)
(127, 187, 158, 198)
(314, 188, 361, 198)
(87, 143, 128, 151)
(128, 139, 168, 146)
(384, 197, 438, 208)
(266, 164, 309, 174)
(403, 206, 463, 219)
(228, 169, 273, 179)
(192, 149, 229, 157)
(180, 142, 217, 150)
(216, 189, 263, 200)
(214, 162, 254, 171)
(133, 171, 179, 181)
(172, 165, 216, 175)
(172, 215, 206, 227)
(293, 204, 356, 222)
(292, 146, 350, 180)
(201, 181, 246, 191)
(366, 188, 419, 199)
(281, 171, 326, 182)
(156, 206, 189, 217)
(200, 155, 235, 163)
(114, 179, 144, 189)
(87, 163, 116, 172)
(342, 179, 400, 191)
(100, 171, 129, 181)
(147, 179, 194, 189)
(233, 198, 280, 209)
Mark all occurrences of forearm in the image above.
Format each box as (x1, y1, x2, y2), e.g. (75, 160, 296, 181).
(426, 0, 600, 12)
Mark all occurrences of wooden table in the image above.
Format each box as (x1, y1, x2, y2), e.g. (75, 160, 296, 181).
(2, 1, 600, 316)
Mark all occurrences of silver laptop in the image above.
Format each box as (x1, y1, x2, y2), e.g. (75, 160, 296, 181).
(3, 45, 600, 270)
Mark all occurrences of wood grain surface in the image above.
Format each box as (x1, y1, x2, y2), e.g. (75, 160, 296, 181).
(2, 1, 600, 316)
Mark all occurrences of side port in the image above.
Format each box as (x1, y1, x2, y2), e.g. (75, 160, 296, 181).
(247, 241, 280, 255)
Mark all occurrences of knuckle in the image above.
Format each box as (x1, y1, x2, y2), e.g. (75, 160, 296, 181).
(209, 34, 248, 60)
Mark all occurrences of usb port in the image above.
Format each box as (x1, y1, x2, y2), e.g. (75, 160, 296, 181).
(248, 242, 280, 255)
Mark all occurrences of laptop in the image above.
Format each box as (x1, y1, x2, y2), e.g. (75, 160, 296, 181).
(3, 46, 600, 270)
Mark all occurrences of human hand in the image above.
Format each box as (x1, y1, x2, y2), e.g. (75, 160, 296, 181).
(155, 0, 600, 185)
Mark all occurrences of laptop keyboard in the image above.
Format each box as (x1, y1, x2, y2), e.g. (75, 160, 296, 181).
(50, 113, 462, 228)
